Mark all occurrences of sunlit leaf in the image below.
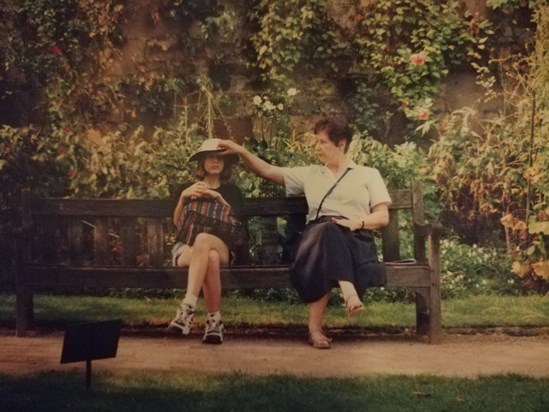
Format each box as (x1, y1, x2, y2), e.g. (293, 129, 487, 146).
(532, 261, 549, 280)
(511, 261, 529, 278)
(528, 221, 549, 235)
(512, 220, 527, 231)
(500, 214, 514, 228)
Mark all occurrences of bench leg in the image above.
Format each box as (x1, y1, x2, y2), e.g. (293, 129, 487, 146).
(414, 287, 442, 344)
(414, 287, 430, 337)
(16, 287, 34, 337)
(429, 283, 442, 344)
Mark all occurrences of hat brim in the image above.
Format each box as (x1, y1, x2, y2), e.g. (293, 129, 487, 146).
(189, 148, 239, 163)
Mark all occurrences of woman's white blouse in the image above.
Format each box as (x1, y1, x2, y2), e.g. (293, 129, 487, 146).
(282, 161, 392, 223)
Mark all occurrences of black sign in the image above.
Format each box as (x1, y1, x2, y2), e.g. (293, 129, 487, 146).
(61, 320, 121, 364)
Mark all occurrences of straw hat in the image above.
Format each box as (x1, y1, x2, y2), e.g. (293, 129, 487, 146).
(188, 138, 238, 163)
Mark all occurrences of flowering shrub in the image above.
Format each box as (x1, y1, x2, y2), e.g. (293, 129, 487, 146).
(440, 238, 520, 298)
(250, 88, 299, 139)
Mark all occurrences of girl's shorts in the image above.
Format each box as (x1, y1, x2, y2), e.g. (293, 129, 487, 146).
(171, 241, 188, 266)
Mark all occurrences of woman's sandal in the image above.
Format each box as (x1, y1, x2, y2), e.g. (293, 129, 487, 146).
(345, 294, 365, 317)
(308, 329, 332, 349)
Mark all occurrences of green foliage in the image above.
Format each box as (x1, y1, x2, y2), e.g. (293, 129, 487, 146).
(427, 5, 548, 289)
(250, 87, 300, 138)
(487, 0, 546, 9)
(248, 0, 491, 137)
(0, 0, 125, 125)
(249, 0, 343, 87)
(348, 0, 491, 132)
(119, 76, 194, 121)
(440, 238, 520, 298)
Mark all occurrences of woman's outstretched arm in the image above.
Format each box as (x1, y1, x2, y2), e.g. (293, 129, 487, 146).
(218, 140, 285, 186)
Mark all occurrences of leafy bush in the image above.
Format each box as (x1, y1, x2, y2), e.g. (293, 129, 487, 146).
(440, 238, 521, 298)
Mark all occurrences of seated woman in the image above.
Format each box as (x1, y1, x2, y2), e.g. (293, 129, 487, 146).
(220, 118, 391, 349)
(169, 138, 244, 345)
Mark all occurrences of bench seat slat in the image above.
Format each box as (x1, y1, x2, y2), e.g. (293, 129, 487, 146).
(26, 264, 432, 289)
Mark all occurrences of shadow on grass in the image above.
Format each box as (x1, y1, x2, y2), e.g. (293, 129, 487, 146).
(0, 371, 548, 412)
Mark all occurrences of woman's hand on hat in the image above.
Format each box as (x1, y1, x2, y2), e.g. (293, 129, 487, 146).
(217, 139, 241, 155)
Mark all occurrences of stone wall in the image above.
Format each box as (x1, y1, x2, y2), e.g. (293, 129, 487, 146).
(105, 0, 498, 141)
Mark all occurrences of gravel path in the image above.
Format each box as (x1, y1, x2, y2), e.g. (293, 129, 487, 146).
(2, 330, 548, 378)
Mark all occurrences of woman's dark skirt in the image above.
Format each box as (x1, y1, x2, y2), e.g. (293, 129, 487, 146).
(289, 220, 386, 303)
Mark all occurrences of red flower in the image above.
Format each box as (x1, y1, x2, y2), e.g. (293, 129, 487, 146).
(51, 45, 62, 55)
(410, 52, 426, 66)
(63, 126, 72, 133)
(418, 108, 430, 121)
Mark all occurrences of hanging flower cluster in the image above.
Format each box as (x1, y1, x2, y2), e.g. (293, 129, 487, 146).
(252, 88, 299, 119)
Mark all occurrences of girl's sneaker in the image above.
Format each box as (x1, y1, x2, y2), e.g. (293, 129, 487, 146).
(202, 318, 224, 344)
(168, 303, 195, 335)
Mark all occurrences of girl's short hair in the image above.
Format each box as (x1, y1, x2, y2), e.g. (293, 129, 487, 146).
(313, 118, 353, 152)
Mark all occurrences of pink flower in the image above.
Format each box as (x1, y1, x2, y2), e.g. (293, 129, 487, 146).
(418, 108, 430, 120)
(410, 52, 426, 66)
(51, 45, 62, 55)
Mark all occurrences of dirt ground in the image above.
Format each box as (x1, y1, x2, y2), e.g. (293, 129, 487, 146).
(1, 328, 549, 378)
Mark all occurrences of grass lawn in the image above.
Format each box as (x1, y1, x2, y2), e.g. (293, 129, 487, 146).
(0, 371, 548, 411)
(0, 293, 548, 330)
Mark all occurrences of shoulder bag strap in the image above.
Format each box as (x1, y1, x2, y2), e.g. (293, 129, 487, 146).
(314, 167, 351, 220)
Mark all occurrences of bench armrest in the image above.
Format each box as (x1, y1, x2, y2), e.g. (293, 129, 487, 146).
(412, 221, 443, 263)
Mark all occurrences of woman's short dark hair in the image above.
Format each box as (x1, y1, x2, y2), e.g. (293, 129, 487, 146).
(195, 155, 233, 181)
(313, 118, 353, 152)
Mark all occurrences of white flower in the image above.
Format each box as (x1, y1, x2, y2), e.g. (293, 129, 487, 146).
(277, 103, 284, 111)
(252, 95, 262, 106)
(264, 101, 275, 111)
(287, 88, 298, 97)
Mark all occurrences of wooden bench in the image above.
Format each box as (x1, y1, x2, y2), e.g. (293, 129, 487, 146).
(15, 183, 442, 342)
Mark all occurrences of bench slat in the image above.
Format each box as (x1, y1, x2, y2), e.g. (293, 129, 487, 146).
(145, 218, 164, 266)
(93, 218, 110, 265)
(24, 264, 432, 289)
(120, 217, 138, 266)
(29, 190, 412, 218)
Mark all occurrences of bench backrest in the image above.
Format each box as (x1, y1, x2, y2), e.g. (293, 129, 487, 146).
(19, 183, 426, 267)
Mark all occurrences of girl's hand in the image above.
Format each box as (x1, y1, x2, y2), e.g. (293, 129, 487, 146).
(181, 183, 227, 204)
(181, 182, 209, 201)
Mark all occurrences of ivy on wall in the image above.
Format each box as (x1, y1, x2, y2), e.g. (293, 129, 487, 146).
(247, 0, 492, 137)
(0, 0, 125, 127)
